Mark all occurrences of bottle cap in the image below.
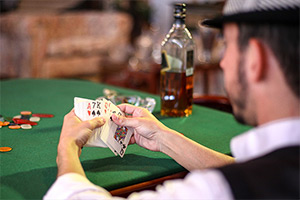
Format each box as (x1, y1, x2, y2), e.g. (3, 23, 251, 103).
(174, 3, 186, 19)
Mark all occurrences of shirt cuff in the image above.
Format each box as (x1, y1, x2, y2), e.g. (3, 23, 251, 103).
(43, 173, 111, 200)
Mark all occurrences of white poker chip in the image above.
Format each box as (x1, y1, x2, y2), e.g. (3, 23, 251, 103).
(21, 124, 32, 129)
(13, 115, 21, 119)
(0, 126, 2, 128)
(30, 116, 40, 122)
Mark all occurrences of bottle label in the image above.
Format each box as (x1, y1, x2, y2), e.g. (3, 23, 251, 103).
(186, 68, 193, 76)
(161, 51, 169, 70)
(161, 51, 182, 72)
(186, 50, 194, 76)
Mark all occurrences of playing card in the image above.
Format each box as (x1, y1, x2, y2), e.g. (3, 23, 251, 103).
(74, 97, 94, 120)
(94, 98, 133, 157)
(106, 123, 134, 158)
(74, 97, 133, 157)
(99, 115, 119, 155)
(74, 98, 107, 148)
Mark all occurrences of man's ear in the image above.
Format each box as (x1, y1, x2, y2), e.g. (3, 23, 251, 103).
(246, 39, 266, 82)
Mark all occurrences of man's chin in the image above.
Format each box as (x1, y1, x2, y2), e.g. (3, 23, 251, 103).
(231, 105, 248, 125)
(233, 113, 247, 125)
(232, 109, 257, 127)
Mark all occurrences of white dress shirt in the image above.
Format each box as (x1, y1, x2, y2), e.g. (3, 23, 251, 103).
(44, 117, 300, 200)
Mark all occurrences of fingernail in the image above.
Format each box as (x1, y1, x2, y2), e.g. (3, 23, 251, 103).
(112, 114, 119, 121)
(99, 118, 105, 124)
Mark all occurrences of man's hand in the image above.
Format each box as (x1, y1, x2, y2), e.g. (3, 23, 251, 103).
(112, 104, 234, 171)
(57, 109, 105, 177)
(59, 109, 105, 151)
(112, 104, 172, 152)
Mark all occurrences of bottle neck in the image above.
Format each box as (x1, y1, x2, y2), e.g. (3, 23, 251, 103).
(173, 18, 185, 28)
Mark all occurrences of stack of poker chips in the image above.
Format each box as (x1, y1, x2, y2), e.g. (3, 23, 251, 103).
(0, 111, 53, 130)
(8, 111, 37, 129)
(0, 111, 54, 153)
(21, 111, 31, 120)
(9, 111, 36, 130)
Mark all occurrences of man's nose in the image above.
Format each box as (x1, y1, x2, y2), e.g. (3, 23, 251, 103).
(219, 57, 225, 70)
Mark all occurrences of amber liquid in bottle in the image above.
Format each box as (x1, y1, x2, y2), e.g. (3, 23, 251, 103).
(160, 71, 194, 117)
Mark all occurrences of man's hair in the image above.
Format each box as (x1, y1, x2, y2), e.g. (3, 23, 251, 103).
(237, 23, 299, 98)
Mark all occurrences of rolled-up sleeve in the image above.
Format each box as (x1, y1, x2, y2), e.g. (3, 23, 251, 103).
(44, 170, 234, 200)
(43, 173, 112, 200)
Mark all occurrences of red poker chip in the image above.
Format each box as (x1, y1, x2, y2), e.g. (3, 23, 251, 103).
(13, 118, 38, 126)
(32, 113, 54, 118)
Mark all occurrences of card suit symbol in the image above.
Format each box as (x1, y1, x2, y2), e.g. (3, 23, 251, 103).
(97, 110, 101, 116)
(92, 110, 96, 116)
(88, 110, 91, 116)
(120, 149, 124, 156)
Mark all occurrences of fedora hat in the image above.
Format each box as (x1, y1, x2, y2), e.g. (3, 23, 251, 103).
(202, 0, 300, 28)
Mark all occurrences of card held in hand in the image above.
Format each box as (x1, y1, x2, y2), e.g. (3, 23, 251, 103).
(74, 97, 133, 157)
(74, 97, 107, 148)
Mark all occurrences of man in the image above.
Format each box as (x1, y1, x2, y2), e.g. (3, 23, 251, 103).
(44, 0, 300, 199)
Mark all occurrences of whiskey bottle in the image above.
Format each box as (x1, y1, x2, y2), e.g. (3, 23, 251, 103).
(160, 3, 195, 117)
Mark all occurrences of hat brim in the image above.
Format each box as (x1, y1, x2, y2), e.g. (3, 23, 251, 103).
(202, 8, 299, 29)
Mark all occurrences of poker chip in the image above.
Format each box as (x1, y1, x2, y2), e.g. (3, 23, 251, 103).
(13, 118, 37, 126)
(8, 125, 21, 129)
(21, 124, 32, 129)
(13, 118, 22, 124)
(20, 111, 32, 115)
(13, 115, 21, 119)
(32, 113, 54, 118)
(0, 147, 12, 152)
(29, 116, 40, 122)
(0, 121, 10, 126)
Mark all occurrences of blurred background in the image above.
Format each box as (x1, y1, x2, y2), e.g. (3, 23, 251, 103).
(0, 0, 226, 97)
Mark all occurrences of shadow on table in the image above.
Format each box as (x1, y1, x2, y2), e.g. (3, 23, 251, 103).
(83, 153, 183, 190)
(0, 154, 181, 199)
(83, 153, 177, 173)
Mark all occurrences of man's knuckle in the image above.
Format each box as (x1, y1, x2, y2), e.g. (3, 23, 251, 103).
(64, 114, 69, 120)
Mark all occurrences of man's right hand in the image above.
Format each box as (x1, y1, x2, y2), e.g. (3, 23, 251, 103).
(111, 104, 171, 152)
(112, 104, 235, 171)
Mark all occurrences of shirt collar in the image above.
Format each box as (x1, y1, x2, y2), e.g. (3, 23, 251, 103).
(231, 117, 300, 162)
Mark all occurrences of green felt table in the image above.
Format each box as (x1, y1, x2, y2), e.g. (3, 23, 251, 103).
(0, 79, 250, 199)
